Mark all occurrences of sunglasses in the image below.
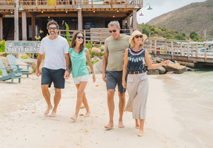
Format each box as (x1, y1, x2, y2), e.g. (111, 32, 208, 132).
(109, 30, 116, 33)
(77, 36, 84, 39)
(135, 35, 143, 38)
(48, 27, 58, 30)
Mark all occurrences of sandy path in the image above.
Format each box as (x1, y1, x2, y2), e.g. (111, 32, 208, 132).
(0, 74, 202, 148)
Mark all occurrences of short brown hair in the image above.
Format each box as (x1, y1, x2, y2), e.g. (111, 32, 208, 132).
(47, 20, 59, 29)
(71, 32, 85, 52)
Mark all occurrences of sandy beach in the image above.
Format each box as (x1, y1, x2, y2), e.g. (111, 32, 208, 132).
(0, 74, 203, 148)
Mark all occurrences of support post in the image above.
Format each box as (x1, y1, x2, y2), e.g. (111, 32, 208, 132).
(14, 0, 19, 41)
(0, 17, 3, 41)
(132, 9, 137, 30)
(78, 9, 82, 30)
(196, 43, 198, 57)
(154, 39, 157, 56)
(171, 41, 174, 59)
(187, 41, 190, 60)
(22, 11, 27, 40)
(204, 43, 207, 62)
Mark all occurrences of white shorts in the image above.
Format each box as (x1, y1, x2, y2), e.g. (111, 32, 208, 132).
(73, 75, 89, 84)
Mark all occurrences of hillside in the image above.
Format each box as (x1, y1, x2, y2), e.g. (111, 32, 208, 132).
(148, 0, 213, 38)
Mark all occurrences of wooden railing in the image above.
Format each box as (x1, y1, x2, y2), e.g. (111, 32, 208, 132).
(58, 28, 131, 45)
(0, 0, 142, 6)
(144, 38, 213, 62)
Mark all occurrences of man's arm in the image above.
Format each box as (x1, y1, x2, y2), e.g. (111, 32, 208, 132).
(64, 53, 71, 79)
(36, 53, 44, 77)
(102, 53, 108, 82)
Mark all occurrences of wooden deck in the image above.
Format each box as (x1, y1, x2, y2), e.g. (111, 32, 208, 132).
(0, 0, 143, 10)
(144, 39, 213, 63)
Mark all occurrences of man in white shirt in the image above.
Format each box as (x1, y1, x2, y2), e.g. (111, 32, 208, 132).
(36, 20, 70, 117)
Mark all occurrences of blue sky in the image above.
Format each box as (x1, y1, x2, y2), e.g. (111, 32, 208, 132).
(137, 0, 206, 24)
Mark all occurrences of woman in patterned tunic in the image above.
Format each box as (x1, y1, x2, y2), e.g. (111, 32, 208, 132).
(122, 30, 169, 137)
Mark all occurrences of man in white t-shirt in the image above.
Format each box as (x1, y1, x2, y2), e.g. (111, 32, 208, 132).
(36, 20, 71, 117)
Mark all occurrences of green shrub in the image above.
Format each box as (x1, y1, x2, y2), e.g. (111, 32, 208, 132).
(190, 32, 198, 41)
(65, 22, 71, 46)
(0, 40, 5, 52)
(0, 70, 2, 75)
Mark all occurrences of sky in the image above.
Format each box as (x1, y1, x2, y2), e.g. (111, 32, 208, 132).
(137, 0, 206, 24)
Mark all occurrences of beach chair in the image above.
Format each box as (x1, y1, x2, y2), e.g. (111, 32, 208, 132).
(6, 55, 30, 78)
(0, 58, 22, 84)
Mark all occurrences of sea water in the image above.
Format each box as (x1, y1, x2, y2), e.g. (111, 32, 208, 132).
(160, 70, 213, 148)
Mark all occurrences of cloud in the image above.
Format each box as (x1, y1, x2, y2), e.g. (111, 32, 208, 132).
(137, 0, 206, 24)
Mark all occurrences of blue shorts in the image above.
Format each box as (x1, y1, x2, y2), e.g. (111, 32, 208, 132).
(41, 67, 65, 89)
(106, 70, 126, 93)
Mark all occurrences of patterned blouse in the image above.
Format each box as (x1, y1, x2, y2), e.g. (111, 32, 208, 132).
(127, 48, 146, 72)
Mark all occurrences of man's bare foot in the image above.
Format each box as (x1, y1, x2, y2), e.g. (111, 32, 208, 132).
(49, 111, 57, 117)
(44, 106, 53, 116)
(71, 114, 78, 121)
(84, 110, 91, 118)
(104, 123, 114, 130)
(118, 121, 125, 128)
(138, 130, 144, 137)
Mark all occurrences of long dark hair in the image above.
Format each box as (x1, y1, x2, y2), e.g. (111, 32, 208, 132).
(71, 32, 85, 52)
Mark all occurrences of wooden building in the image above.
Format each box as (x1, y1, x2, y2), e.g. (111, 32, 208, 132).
(0, 0, 143, 41)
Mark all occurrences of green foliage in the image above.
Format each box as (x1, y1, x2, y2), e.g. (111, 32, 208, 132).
(0, 40, 5, 52)
(0, 70, 2, 75)
(190, 32, 198, 41)
(65, 22, 71, 46)
(85, 41, 96, 50)
(151, 31, 154, 35)
(86, 59, 99, 66)
(154, 30, 159, 34)
(175, 34, 185, 40)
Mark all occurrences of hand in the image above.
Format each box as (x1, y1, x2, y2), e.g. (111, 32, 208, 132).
(102, 72, 106, 82)
(163, 60, 170, 66)
(93, 74, 96, 83)
(122, 80, 126, 89)
(36, 68, 41, 77)
(64, 70, 70, 79)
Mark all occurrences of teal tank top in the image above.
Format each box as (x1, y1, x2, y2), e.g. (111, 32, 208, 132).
(69, 48, 89, 78)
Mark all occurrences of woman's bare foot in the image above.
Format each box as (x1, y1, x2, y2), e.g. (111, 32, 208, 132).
(44, 105, 53, 116)
(104, 122, 114, 130)
(49, 111, 57, 117)
(71, 114, 78, 121)
(84, 110, 91, 118)
(118, 121, 125, 128)
(135, 119, 140, 129)
(138, 130, 144, 137)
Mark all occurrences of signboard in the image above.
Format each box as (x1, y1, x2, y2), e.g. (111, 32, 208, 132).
(5, 41, 40, 53)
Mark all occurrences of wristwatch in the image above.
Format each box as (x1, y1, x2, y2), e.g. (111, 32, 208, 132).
(66, 68, 70, 72)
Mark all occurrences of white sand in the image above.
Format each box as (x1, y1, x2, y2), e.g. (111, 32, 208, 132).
(0, 74, 202, 148)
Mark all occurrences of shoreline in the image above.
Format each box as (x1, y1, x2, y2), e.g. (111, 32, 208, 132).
(0, 74, 203, 148)
(156, 72, 213, 148)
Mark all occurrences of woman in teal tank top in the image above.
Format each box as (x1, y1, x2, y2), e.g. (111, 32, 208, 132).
(68, 32, 96, 121)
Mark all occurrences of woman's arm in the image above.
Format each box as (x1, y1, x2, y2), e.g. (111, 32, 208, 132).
(145, 50, 169, 69)
(122, 49, 129, 88)
(85, 49, 96, 82)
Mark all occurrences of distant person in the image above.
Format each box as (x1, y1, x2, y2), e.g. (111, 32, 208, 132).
(69, 32, 96, 121)
(36, 20, 71, 117)
(122, 30, 169, 137)
(102, 21, 130, 129)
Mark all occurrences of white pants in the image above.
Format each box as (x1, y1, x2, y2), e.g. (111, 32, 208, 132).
(73, 75, 89, 84)
(125, 73, 149, 119)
